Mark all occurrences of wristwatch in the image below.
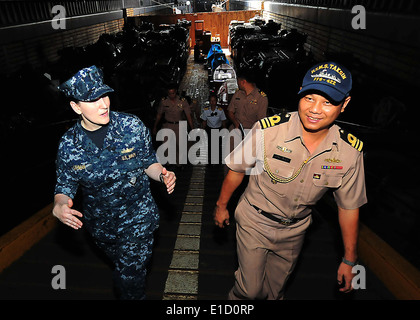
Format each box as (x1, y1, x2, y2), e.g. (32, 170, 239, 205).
(342, 257, 358, 267)
(159, 172, 165, 183)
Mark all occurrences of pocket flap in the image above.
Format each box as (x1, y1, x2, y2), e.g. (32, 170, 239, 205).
(313, 174, 342, 188)
(264, 157, 295, 179)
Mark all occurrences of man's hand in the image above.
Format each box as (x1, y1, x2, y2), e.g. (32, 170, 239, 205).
(53, 197, 83, 230)
(214, 205, 230, 228)
(213, 170, 245, 228)
(337, 262, 354, 293)
(161, 167, 176, 194)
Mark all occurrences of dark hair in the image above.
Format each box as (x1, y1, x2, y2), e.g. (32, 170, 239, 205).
(298, 89, 347, 106)
(67, 97, 81, 104)
(167, 83, 179, 91)
(236, 68, 256, 84)
(209, 92, 217, 100)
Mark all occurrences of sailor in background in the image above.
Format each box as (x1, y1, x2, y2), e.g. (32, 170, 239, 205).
(54, 65, 176, 299)
(214, 61, 367, 299)
(153, 83, 195, 166)
(226, 68, 268, 151)
(201, 92, 227, 165)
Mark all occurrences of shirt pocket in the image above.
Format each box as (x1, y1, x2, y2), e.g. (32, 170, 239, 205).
(78, 162, 109, 189)
(307, 174, 343, 204)
(261, 159, 295, 196)
(264, 157, 294, 181)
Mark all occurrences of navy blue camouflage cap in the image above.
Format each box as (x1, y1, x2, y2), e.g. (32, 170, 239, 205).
(298, 61, 352, 103)
(58, 65, 114, 102)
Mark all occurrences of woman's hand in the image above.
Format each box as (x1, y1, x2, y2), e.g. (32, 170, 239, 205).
(161, 167, 176, 194)
(53, 196, 83, 230)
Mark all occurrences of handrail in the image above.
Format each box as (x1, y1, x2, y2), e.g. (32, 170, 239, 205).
(0, 203, 56, 273)
(358, 224, 420, 300)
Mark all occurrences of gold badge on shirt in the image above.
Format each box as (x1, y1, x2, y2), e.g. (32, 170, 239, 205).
(324, 158, 341, 163)
(121, 147, 137, 161)
(121, 147, 134, 154)
(277, 146, 292, 153)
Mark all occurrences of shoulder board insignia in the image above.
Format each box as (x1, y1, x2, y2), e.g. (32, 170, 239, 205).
(259, 113, 290, 129)
(340, 129, 363, 151)
(259, 90, 267, 97)
(204, 107, 209, 110)
(217, 107, 223, 111)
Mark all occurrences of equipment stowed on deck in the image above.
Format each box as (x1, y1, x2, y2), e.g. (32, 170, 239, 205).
(210, 61, 238, 109)
(193, 20, 212, 62)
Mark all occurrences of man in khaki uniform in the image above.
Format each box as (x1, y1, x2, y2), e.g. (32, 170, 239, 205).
(153, 85, 195, 165)
(226, 69, 268, 153)
(214, 61, 367, 299)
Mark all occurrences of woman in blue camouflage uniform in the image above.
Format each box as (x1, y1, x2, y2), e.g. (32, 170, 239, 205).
(53, 65, 176, 299)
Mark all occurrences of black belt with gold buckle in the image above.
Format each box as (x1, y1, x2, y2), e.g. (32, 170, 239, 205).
(250, 204, 306, 226)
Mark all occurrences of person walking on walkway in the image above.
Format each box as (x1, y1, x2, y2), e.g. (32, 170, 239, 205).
(152, 84, 195, 166)
(53, 65, 176, 300)
(226, 68, 268, 152)
(214, 61, 366, 299)
(201, 93, 227, 164)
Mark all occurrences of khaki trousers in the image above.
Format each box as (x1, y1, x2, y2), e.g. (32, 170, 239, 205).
(229, 197, 312, 300)
(162, 122, 188, 165)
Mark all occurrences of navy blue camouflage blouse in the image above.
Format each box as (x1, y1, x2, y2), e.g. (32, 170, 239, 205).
(55, 111, 159, 241)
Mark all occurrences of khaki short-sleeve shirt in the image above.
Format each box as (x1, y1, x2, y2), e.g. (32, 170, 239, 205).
(227, 87, 268, 129)
(157, 96, 191, 122)
(225, 112, 367, 219)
